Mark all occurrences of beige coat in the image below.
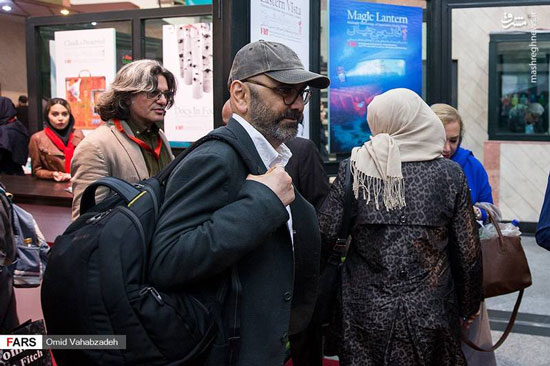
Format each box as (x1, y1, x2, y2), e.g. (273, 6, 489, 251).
(28, 129, 85, 180)
(70, 119, 173, 220)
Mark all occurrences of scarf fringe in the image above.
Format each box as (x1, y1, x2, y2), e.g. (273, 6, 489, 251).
(351, 160, 406, 211)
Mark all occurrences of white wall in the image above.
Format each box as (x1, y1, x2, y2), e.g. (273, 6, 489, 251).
(0, 14, 27, 104)
(452, 5, 550, 222)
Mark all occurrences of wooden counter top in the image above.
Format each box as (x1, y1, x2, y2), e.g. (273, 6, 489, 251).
(0, 175, 73, 207)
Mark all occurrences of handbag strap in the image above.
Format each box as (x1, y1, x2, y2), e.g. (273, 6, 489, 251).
(329, 160, 353, 261)
(461, 290, 524, 352)
(462, 209, 522, 352)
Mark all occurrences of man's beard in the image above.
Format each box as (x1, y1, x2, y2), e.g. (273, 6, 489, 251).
(249, 90, 301, 145)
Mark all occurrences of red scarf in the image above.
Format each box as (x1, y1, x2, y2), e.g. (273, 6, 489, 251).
(114, 119, 162, 160)
(44, 127, 75, 174)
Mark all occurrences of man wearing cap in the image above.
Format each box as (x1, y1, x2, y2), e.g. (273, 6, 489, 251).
(149, 40, 330, 366)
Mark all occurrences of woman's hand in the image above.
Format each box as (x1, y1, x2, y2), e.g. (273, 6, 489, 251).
(461, 306, 481, 330)
(53, 171, 71, 182)
(473, 206, 482, 220)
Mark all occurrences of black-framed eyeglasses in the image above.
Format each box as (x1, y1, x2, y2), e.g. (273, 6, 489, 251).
(146, 89, 174, 101)
(244, 79, 311, 106)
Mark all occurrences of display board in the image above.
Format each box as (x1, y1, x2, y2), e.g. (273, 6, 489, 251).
(54, 28, 116, 130)
(162, 22, 214, 146)
(328, 1, 422, 153)
(250, 0, 311, 138)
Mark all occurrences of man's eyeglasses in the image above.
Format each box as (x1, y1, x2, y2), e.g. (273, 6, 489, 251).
(146, 89, 174, 101)
(244, 79, 311, 106)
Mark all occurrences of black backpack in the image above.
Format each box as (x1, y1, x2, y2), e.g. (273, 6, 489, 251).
(41, 132, 250, 366)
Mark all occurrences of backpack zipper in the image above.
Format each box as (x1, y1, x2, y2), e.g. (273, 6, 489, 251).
(86, 209, 112, 224)
(138, 286, 200, 342)
(139, 286, 164, 305)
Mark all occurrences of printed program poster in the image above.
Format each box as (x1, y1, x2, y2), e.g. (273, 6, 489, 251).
(250, 0, 311, 138)
(329, 1, 422, 153)
(163, 23, 213, 146)
(54, 28, 116, 130)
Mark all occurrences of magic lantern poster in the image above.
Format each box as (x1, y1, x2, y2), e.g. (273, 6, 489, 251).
(328, 1, 422, 153)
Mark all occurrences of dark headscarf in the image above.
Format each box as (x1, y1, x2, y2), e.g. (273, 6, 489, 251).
(0, 97, 17, 125)
(45, 114, 75, 146)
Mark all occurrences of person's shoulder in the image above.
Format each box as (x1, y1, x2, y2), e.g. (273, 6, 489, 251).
(460, 149, 486, 173)
(80, 123, 113, 142)
(73, 129, 85, 138)
(286, 137, 318, 155)
(30, 129, 45, 140)
(188, 137, 241, 162)
(74, 125, 112, 154)
(410, 157, 465, 178)
(287, 136, 315, 148)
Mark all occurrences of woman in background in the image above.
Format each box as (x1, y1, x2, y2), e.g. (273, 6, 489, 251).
(431, 103, 500, 222)
(0, 97, 29, 175)
(319, 89, 482, 366)
(28, 98, 84, 181)
(432, 103, 498, 366)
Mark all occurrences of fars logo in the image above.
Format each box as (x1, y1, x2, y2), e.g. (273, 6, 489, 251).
(0, 335, 42, 349)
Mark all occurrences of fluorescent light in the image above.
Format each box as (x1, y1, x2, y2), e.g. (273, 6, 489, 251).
(2, 5, 12, 11)
(60, 9, 69, 15)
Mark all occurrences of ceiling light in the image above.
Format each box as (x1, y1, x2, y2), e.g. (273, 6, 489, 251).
(2, 5, 12, 11)
(60, 9, 69, 15)
(91, 21, 97, 26)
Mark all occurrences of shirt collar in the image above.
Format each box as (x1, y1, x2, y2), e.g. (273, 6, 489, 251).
(231, 114, 292, 170)
(126, 119, 161, 136)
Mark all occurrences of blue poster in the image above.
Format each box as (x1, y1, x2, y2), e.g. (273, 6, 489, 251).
(329, 1, 423, 153)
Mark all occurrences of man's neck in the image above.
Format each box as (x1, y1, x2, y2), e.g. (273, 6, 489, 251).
(237, 113, 281, 149)
(128, 118, 154, 133)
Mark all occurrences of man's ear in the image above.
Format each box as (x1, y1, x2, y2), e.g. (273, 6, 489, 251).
(229, 81, 249, 116)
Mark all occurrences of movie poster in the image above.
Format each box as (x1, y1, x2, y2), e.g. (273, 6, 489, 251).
(329, 1, 422, 153)
(54, 28, 116, 130)
(250, 0, 311, 138)
(162, 23, 213, 146)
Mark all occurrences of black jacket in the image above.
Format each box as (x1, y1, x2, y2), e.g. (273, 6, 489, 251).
(149, 119, 321, 366)
(0, 98, 29, 175)
(0, 120, 29, 175)
(285, 137, 330, 211)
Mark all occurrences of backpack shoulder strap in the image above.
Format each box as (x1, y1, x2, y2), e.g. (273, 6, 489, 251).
(80, 176, 142, 215)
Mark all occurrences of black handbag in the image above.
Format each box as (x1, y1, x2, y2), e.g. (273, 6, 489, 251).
(317, 160, 353, 325)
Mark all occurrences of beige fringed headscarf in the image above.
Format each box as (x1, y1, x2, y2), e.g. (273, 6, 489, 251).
(351, 88, 446, 210)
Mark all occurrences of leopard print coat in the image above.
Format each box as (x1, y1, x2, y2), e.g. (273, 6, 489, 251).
(319, 158, 483, 366)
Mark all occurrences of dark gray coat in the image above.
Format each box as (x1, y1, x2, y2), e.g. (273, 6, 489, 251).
(149, 119, 320, 366)
(319, 158, 483, 366)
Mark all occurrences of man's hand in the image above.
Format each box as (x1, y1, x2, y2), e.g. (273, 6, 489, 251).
(247, 165, 295, 206)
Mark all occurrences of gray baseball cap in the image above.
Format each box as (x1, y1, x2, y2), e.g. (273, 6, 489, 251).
(228, 40, 330, 89)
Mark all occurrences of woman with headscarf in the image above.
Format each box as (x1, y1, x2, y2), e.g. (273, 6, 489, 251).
(0, 97, 29, 175)
(319, 89, 483, 365)
(28, 98, 84, 181)
(431, 103, 498, 366)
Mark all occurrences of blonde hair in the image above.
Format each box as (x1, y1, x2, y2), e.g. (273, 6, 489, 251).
(430, 103, 464, 138)
(96, 59, 176, 121)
